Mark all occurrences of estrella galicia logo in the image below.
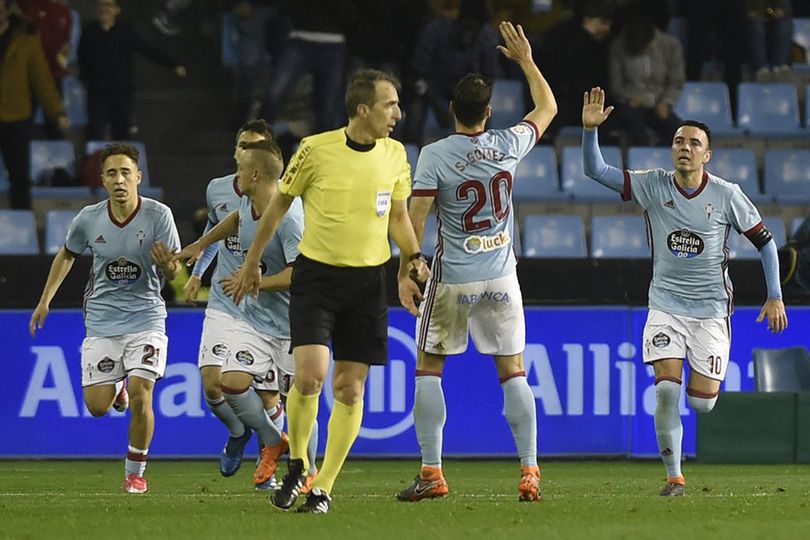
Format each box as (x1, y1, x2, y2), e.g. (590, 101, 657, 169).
(97, 357, 115, 373)
(105, 257, 142, 284)
(652, 332, 671, 348)
(667, 228, 704, 258)
(235, 350, 254, 366)
(225, 235, 241, 255)
(211, 343, 228, 358)
(323, 326, 417, 440)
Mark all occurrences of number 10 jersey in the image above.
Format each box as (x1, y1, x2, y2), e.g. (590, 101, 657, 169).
(412, 121, 539, 284)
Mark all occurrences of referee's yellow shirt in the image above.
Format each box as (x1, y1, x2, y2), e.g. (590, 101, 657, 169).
(280, 128, 411, 267)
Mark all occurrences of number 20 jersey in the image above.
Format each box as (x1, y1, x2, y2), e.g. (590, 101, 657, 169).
(412, 121, 539, 284)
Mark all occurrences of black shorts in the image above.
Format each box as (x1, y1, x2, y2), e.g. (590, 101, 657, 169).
(289, 254, 388, 365)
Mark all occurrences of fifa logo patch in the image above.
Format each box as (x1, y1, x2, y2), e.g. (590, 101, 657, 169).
(376, 191, 392, 217)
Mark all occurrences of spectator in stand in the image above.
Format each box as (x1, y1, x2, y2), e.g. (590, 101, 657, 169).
(257, 0, 355, 134)
(0, 0, 68, 209)
(406, 0, 502, 144)
(608, 6, 684, 146)
(540, 0, 613, 140)
(747, 0, 794, 82)
(78, 0, 186, 141)
(683, 0, 747, 115)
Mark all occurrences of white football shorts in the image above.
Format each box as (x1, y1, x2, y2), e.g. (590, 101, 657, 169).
(416, 272, 525, 356)
(198, 309, 239, 369)
(222, 318, 295, 395)
(642, 309, 731, 381)
(81, 330, 168, 387)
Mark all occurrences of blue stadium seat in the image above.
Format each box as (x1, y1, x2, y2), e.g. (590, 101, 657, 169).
(522, 214, 586, 258)
(86, 140, 151, 186)
(707, 148, 770, 202)
(590, 215, 649, 258)
(727, 217, 786, 259)
(792, 217, 806, 237)
(30, 140, 75, 185)
(489, 80, 525, 129)
(0, 210, 39, 254)
(763, 149, 810, 203)
(405, 143, 420, 175)
(67, 10, 81, 66)
(513, 146, 565, 201)
(737, 83, 805, 137)
(673, 82, 740, 136)
(45, 210, 79, 255)
(62, 76, 88, 127)
(561, 146, 623, 201)
(627, 147, 670, 171)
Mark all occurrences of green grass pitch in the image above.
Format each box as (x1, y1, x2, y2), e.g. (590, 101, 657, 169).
(1, 460, 809, 539)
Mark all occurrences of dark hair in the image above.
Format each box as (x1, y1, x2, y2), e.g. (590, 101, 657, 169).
(239, 138, 283, 161)
(451, 73, 493, 127)
(345, 69, 401, 118)
(237, 119, 274, 141)
(678, 120, 712, 148)
(100, 143, 139, 168)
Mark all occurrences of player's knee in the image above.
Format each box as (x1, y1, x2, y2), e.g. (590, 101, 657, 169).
(332, 379, 363, 405)
(654, 378, 681, 407)
(203, 383, 222, 401)
(686, 392, 718, 414)
(86, 402, 109, 417)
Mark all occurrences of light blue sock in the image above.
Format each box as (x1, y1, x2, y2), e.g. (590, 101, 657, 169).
(224, 388, 281, 447)
(502, 375, 538, 468)
(654, 380, 683, 479)
(207, 395, 245, 438)
(266, 402, 285, 434)
(414, 374, 446, 467)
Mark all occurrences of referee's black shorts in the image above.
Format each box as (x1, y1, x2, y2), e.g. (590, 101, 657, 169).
(289, 254, 388, 365)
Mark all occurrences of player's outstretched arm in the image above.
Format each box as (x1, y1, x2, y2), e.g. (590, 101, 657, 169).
(30, 248, 77, 337)
(233, 189, 295, 304)
(497, 21, 557, 137)
(581, 87, 623, 192)
(174, 210, 239, 267)
(582, 86, 614, 130)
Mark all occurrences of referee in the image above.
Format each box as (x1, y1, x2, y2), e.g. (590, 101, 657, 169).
(233, 69, 429, 514)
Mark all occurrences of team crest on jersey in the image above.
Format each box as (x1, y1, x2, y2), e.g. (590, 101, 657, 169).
(667, 228, 704, 258)
(704, 203, 715, 221)
(137, 229, 146, 247)
(376, 191, 392, 217)
(651, 332, 671, 348)
(225, 234, 241, 254)
(235, 350, 254, 366)
(105, 257, 142, 284)
(463, 231, 511, 254)
(97, 357, 115, 373)
(211, 343, 229, 358)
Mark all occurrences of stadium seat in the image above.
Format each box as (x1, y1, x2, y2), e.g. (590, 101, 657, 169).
(736, 83, 805, 137)
(0, 210, 39, 254)
(45, 210, 79, 255)
(67, 9, 80, 66)
(753, 346, 810, 392)
(727, 217, 786, 259)
(673, 82, 739, 136)
(30, 140, 75, 185)
(86, 140, 151, 186)
(763, 149, 810, 203)
(489, 80, 525, 129)
(590, 215, 649, 258)
(792, 217, 806, 237)
(561, 145, 623, 202)
(513, 146, 565, 201)
(626, 147, 670, 171)
(794, 18, 810, 62)
(522, 214, 586, 258)
(707, 148, 770, 202)
(0, 153, 7, 196)
(62, 76, 88, 127)
(405, 143, 420, 175)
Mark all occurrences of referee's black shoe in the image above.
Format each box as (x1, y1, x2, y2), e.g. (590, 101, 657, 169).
(296, 487, 332, 514)
(270, 458, 306, 510)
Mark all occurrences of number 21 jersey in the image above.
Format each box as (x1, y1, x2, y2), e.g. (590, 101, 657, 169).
(412, 121, 539, 283)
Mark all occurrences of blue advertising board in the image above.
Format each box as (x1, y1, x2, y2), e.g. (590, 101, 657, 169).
(2, 307, 808, 458)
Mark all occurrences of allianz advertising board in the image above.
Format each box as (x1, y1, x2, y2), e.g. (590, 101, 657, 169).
(2, 307, 807, 458)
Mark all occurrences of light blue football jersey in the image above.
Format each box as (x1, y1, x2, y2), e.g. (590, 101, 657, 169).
(623, 168, 763, 318)
(65, 197, 181, 337)
(237, 193, 304, 339)
(204, 174, 244, 319)
(412, 122, 538, 283)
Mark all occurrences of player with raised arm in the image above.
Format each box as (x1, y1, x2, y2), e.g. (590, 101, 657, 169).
(183, 120, 280, 479)
(581, 86, 787, 496)
(397, 20, 557, 503)
(30, 143, 181, 494)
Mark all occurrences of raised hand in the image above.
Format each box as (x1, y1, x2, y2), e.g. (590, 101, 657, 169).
(496, 21, 532, 65)
(582, 86, 614, 129)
